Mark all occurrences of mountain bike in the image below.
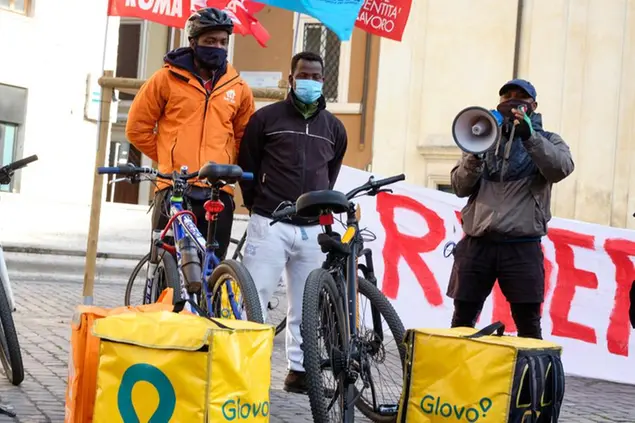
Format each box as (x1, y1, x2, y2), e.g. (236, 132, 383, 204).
(99, 163, 263, 323)
(0, 155, 37, 388)
(271, 174, 407, 423)
(231, 231, 287, 336)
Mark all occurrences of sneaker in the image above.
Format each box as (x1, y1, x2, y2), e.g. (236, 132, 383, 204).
(283, 370, 308, 394)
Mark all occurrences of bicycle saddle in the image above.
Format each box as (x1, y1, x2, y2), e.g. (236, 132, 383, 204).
(198, 162, 243, 184)
(296, 190, 349, 218)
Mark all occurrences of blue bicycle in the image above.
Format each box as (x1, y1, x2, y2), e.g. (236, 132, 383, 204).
(98, 162, 264, 323)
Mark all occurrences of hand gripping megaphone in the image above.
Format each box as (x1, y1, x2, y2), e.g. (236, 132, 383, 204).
(451, 107, 504, 155)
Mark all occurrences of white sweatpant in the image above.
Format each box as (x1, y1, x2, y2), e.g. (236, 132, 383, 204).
(242, 213, 323, 372)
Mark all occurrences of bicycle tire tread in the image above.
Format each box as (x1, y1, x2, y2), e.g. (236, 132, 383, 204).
(354, 278, 406, 422)
(0, 275, 23, 386)
(125, 252, 181, 306)
(301, 268, 348, 423)
(208, 260, 264, 324)
(230, 235, 287, 335)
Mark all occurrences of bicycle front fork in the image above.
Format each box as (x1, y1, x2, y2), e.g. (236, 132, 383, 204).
(357, 248, 384, 343)
(144, 230, 162, 304)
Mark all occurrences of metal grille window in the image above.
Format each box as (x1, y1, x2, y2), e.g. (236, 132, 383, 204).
(303, 23, 341, 102)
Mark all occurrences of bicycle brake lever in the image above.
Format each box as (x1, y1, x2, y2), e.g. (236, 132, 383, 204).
(374, 188, 393, 195)
(108, 177, 128, 185)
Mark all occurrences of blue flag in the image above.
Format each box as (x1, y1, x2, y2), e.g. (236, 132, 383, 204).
(255, 0, 365, 41)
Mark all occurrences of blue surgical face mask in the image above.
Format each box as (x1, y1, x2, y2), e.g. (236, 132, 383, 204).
(294, 79, 323, 104)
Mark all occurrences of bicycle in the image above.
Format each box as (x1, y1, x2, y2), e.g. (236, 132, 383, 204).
(99, 163, 263, 323)
(231, 231, 287, 336)
(271, 174, 407, 423)
(0, 155, 37, 388)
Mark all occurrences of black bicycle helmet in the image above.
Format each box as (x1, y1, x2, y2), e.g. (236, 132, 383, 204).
(186, 7, 234, 39)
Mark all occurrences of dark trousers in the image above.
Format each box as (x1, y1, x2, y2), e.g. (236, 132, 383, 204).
(151, 188, 235, 260)
(446, 235, 545, 339)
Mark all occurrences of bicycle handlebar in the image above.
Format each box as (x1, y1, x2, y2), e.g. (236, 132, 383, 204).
(344, 174, 405, 199)
(271, 173, 406, 223)
(97, 165, 253, 182)
(0, 155, 39, 186)
(4, 155, 39, 172)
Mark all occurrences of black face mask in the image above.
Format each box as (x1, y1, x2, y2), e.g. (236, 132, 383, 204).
(194, 45, 227, 70)
(496, 98, 534, 119)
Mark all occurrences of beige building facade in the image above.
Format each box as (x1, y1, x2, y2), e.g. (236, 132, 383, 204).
(371, 0, 635, 230)
(4, 1, 634, 230)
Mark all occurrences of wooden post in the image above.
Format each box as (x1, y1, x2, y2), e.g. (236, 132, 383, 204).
(82, 70, 114, 305)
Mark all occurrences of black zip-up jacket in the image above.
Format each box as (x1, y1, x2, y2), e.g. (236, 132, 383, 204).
(238, 93, 348, 225)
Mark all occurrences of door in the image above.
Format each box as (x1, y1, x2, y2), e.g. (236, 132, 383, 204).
(106, 141, 141, 204)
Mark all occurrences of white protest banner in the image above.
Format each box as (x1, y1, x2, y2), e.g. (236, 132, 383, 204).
(333, 166, 635, 385)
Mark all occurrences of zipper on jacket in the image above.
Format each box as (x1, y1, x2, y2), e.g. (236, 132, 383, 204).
(300, 122, 310, 194)
(211, 75, 239, 96)
(199, 75, 239, 166)
(262, 173, 266, 184)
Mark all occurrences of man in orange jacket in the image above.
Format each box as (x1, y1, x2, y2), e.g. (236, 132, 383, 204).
(126, 7, 255, 259)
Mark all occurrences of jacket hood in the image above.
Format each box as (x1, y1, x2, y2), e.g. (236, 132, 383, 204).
(164, 47, 198, 73)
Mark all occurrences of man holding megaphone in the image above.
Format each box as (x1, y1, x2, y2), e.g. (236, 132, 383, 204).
(447, 79, 575, 339)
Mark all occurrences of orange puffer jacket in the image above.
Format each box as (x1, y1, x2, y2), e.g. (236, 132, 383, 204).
(126, 47, 255, 194)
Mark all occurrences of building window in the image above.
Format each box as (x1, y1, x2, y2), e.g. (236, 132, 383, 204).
(0, 83, 27, 193)
(437, 184, 454, 194)
(0, 123, 17, 192)
(116, 19, 147, 101)
(303, 23, 340, 102)
(0, 0, 29, 14)
(295, 14, 352, 104)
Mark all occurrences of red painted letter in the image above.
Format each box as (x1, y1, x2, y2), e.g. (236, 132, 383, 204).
(548, 228, 598, 344)
(603, 238, 635, 357)
(377, 193, 445, 305)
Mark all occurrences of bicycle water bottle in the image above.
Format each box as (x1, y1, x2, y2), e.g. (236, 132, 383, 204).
(178, 236, 202, 292)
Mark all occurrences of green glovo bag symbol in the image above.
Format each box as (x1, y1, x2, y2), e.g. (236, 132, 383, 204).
(117, 363, 176, 423)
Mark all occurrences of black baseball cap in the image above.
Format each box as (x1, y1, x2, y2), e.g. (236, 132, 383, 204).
(499, 79, 537, 99)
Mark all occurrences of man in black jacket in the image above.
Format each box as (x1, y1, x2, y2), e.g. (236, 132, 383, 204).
(238, 51, 348, 394)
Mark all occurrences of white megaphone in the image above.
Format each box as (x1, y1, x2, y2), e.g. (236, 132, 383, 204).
(451, 106, 504, 155)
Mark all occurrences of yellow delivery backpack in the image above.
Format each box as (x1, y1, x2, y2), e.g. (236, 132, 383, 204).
(398, 322, 565, 423)
(91, 300, 274, 422)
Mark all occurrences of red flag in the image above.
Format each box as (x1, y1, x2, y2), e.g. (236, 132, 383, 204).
(106, 0, 269, 46)
(355, 0, 412, 42)
(203, 0, 270, 47)
(107, 0, 191, 28)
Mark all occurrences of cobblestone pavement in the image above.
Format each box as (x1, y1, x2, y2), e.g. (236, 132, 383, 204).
(0, 275, 633, 422)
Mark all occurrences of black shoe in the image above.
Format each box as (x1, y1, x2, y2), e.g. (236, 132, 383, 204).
(283, 370, 308, 394)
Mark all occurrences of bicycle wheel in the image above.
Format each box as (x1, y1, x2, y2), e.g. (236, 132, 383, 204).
(0, 275, 23, 386)
(302, 268, 349, 423)
(124, 251, 181, 306)
(230, 233, 287, 335)
(206, 259, 264, 323)
(354, 278, 406, 422)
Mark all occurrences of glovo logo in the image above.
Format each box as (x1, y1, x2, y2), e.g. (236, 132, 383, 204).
(221, 397, 270, 421)
(420, 395, 492, 422)
(117, 363, 176, 422)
